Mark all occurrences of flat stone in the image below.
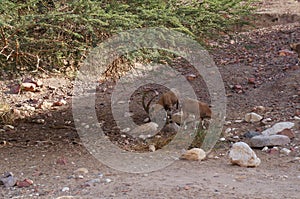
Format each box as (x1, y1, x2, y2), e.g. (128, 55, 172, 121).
(229, 142, 261, 167)
(250, 135, 290, 147)
(261, 122, 295, 136)
(130, 122, 158, 138)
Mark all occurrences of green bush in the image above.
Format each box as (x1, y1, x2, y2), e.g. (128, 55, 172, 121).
(0, 0, 255, 75)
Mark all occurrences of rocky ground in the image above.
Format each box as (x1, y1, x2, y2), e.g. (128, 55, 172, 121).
(1, 0, 300, 198)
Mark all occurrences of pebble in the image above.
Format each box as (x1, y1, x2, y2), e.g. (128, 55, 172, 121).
(56, 196, 75, 199)
(244, 112, 263, 123)
(229, 142, 261, 167)
(33, 118, 45, 124)
(262, 146, 269, 152)
(180, 148, 206, 161)
(250, 135, 290, 147)
(104, 178, 112, 183)
(74, 168, 89, 174)
(224, 128, 233, 135)
(21, 82, 36, 91)
(117, 101, 126, 104)
(149, 145, 156, 152)
(234, 120, 244, 123)
(261, 122, 295, 136)
(61, 187, 70, 192)
(261, 118, 272, 124)
(186, 73, 197, 81)
(253, 105, 266, 112)
(3, 125, 15, 130)
(77, 175, 84, 179)
(219, 137, 226, 141)
(84, 178, 101, 186)
(225, 121, 232, 125)
(280, 148, 291, 156)
(121, 128, 130, 133)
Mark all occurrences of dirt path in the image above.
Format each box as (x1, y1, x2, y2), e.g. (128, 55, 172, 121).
(1, 1, 300, 199)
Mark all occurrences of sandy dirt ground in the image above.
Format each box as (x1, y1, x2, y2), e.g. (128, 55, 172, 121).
(1, 1, 300, 198)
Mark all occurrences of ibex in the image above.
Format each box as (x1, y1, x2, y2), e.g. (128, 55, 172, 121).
(182, 98, 212, 120)
(142, 90, 179, 122)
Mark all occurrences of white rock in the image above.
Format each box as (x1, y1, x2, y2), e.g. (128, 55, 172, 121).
(229, 142, 261, 167)
(130, 122, 158, 138)
(294, 116, 300, 121)
(261, 122, 295, 136)
(234, 119, 244, 123)
(74, 168, 89, 174)
(180, 148, 206, 161)
(34, 118, 45, 124)
(219, 137, 226, 141)
(262, 146, 269, 152)
(225, 121, 232, 125)
(280, 148, 291, 156)
(56, 196, 75, 199)
(262, 118, 272, 124)
(254, 106, 266, 112)
(3, 125, 14, 130)
(244, 112, 263, 123)
(105, 178, 112, 183)
(225, 128, 232, 134)
(121, 128, 130, 133)
(117, 101, 126, 104)
(149, 145, 156, 152)
(61, 187, 70, 192)
(272, 146, 279, 151)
